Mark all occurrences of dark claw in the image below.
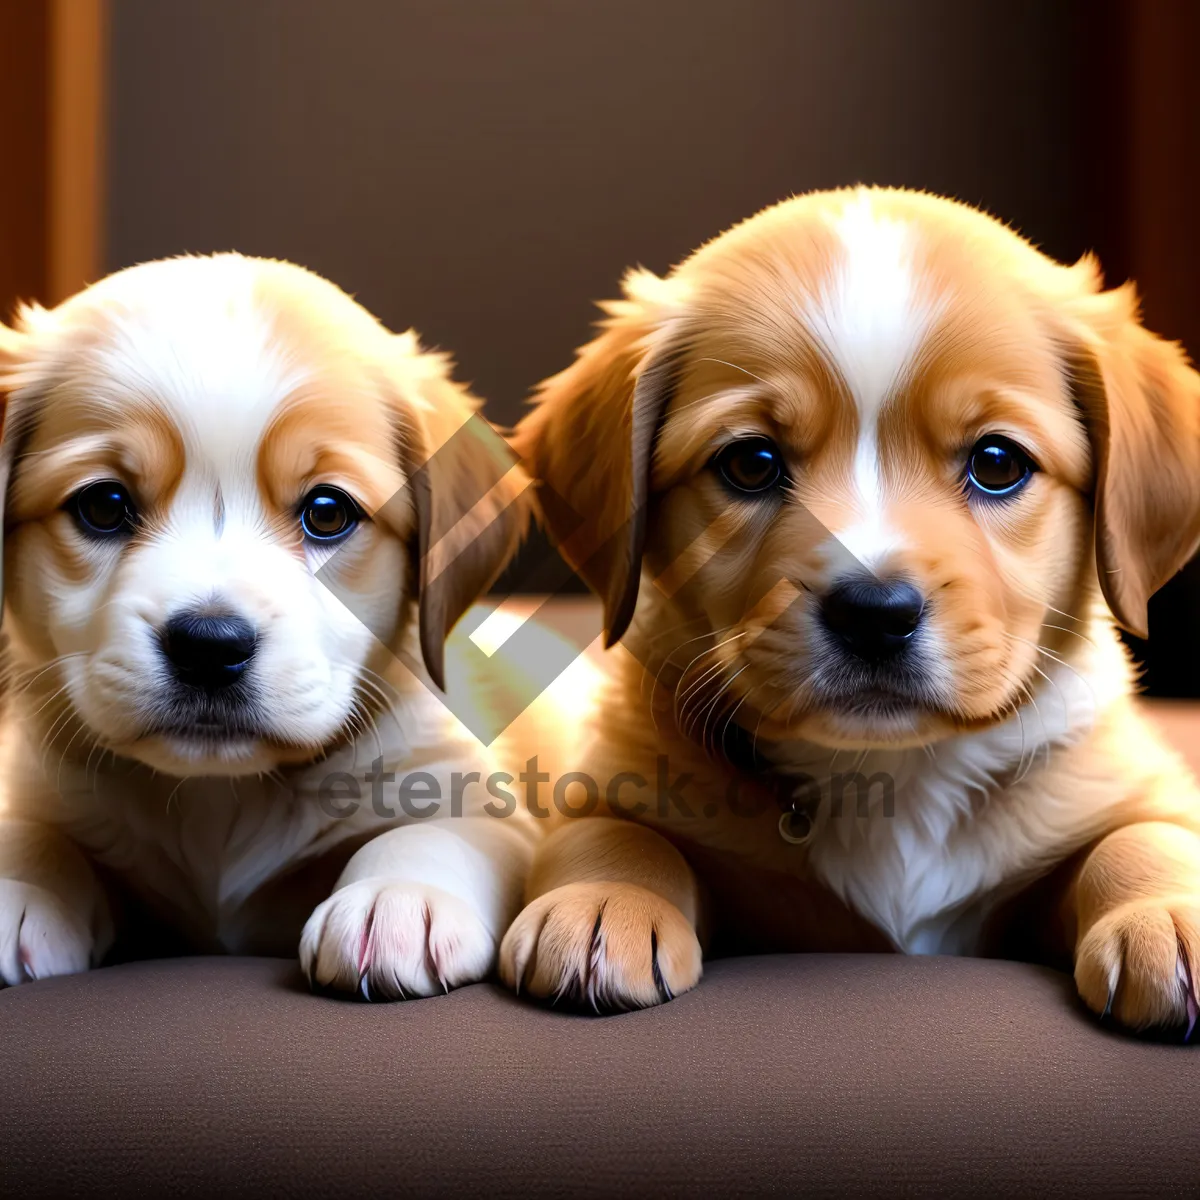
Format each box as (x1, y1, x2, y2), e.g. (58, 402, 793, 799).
(585, 904, 606, 1014)
(588, 905, 605, 963)
(1180, 961, 1198, 1044)
(651, 927, 674, 1004)
(1171, 921, 1198, 1044)
(15, 907, 32, 983)
(1178, 955, 1198, 1043)
(519, 909, 552, 998)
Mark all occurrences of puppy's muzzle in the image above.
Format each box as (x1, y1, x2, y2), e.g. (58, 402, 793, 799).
(819, 578, 924, 663)
(161, 612, 258, 691)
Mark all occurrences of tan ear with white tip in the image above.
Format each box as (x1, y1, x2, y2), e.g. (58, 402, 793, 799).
(1062, 274, 1200, 637)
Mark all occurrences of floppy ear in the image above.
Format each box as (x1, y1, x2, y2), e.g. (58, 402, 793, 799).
(1063, 276, 1200, 638)
(0, 317, 35, 622)
(512, 269, 687, 646)
(395, 346, 532, 691)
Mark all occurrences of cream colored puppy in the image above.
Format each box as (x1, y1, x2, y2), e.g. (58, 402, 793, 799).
(506, 188, 1200, 1036)
(0, 253, 536, 999)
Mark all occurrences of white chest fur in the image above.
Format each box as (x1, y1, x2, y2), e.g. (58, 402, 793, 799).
(797, 739, 1026, 955)
(0, 686, 493, 952)
(776, 626, 1132, 954)
(34, 753, 400, 951)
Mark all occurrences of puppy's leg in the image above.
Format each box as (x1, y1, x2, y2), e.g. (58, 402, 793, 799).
(499, 817, 703, 1012)
(0, 819, 112, 985)
(300, 816, 534, 1000)
(1072, 821, 1200, 1035)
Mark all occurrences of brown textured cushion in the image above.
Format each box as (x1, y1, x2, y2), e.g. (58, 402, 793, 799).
(3, 699, 1198, 1196)
(2, 952, 1199, 1198)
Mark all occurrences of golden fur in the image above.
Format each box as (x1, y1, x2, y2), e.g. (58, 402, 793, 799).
(504, 187, 1200, 1033)
(0, 253, 551, 997)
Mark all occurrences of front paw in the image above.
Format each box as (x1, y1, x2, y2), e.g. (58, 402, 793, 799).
(0, 880, 94, 986)
(299, 880, 495, 1001)
(1075, 896, 1200, 1036)
(499, 882, 702, 1013)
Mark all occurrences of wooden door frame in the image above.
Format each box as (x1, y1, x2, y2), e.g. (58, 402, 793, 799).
(0, 0, 107, 319)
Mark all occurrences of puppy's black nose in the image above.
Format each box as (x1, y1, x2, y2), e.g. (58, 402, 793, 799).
(820, 579, 924, 662)
(162, 613, 257, 690)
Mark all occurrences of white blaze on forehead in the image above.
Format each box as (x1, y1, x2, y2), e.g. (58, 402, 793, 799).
(93, 255, 308, 496)
(802, 193, 939, 569)
(808, 194, 931, 418)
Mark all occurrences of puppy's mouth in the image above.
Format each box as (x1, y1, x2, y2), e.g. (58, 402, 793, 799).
(146, 715, 270, 742)
(788, 655, 955, 748)
(141, 687, 271, 744)
(821, 686, 932, 719)
(129, 689, 325, 776)
(808, 655, 943, 718)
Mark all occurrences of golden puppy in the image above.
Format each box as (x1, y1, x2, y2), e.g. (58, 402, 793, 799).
(503, 187, 1200, 1034)
(0, 253, 537, 998)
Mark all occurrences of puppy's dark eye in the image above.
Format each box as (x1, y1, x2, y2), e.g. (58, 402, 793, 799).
(713, 437, 785, 495)
(70, 481, 137, 537)
(300, 486, 362, 541)
(966, 435, 1037, 497)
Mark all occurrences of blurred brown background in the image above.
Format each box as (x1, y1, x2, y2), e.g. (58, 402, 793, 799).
(1, 0, 1198, 692)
